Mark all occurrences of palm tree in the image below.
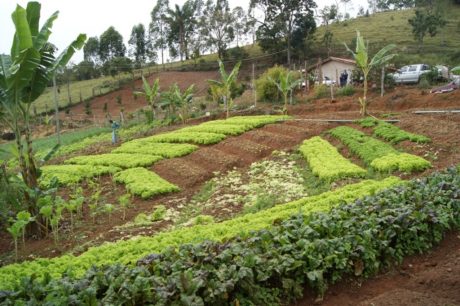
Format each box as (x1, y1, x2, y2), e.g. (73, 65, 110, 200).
(344, 31, 396, 116)
(0, 2, 86, 219)
(208, 60, 241, 118)
(269, 71, 303, 115)
(165, 1, 196, 61)
(134, 76, 160, 119)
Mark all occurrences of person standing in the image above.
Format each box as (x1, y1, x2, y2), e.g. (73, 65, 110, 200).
(109, 119, 120, 144)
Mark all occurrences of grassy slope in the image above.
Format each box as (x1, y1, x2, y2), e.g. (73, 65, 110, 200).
(314, 2, 460, 65)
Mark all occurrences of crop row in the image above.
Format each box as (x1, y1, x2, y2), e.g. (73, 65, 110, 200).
(299, 136, 367, 181)
(330, 126, 431, 173)
(357, 118, 431, 143)
(113, 168, 180, 199)
(112, 142, 198, 158)
(143, 131, 227, 145)
(39, 164, 120, 188)
(373, 122, 431, 143)
(65, 153, 163, 168)
(0, 177, 401, 289)
(4, 168, 457, 305)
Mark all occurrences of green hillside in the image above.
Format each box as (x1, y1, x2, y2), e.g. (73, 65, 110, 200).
(313, 2, 460, 65)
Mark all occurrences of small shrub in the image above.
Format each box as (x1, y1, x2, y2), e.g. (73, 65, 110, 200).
(84, 100, 92, 115)
(337, 85, 355, 96)
(418, 78, 431, 90)
(151, 205, 167, 221)
(313, 84, 329, 99)
(255, 65, 288, 103)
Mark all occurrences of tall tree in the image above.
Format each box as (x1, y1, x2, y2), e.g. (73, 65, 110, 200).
(0, 2, 85, 221)
(99, 26, 126, 62)
(232, 6, 249, 47)
(165, 0, 198, 61)
(250, 0, 316, 66)
(128, 23, 154, 66)
(200, 0, 235, 60)
(83, 36, 100, 64)
(150, 0, 169, 69)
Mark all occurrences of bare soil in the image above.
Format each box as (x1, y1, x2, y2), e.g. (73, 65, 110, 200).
(0, 81, 459, 305)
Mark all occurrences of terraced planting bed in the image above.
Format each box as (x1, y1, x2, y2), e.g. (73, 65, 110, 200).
(2, 111, 458, 305)
(330, 126, 432, 173)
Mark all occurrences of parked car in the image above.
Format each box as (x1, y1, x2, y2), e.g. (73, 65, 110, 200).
(392, 64, 431, 84)
(309, 76, 336, 86)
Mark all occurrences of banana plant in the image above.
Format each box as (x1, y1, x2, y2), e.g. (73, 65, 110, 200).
(0, 2, 86, 221)
(207, 61, 241, 118)
(160, 83, 195, 123)
(269, 71, 303, 115)
(344, 31, 396, 116)
(134, 76, 160, 119)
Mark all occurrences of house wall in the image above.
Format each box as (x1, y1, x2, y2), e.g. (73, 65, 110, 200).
(320, 61, 355, 84)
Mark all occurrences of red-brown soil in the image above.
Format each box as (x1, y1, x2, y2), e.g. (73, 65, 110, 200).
(60, 70, 220, 122)
(0, 82, 459, 305)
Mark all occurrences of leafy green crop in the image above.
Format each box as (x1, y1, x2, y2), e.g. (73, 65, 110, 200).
(113, 168, 180, 199)
(178, 124, 250, 136)
(371, 153, 432, 172)
(0, 177, 400, 289)
(373, 122, 431, 143)
(39, 165, 120, 187)
(3, 168, 458, 305)
(112, 142, 198, 158)
(299, 136, 367, 181)
(142, 131, 227, 145)
(65, 153, 163, 168)
(330, 126, 431, 173)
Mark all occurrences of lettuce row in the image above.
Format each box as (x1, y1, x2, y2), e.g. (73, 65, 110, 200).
(65, 153, 163, 168)
(0, 177, 401, 289)
(373, 122, 431, 144)
(112, 142, 199, 158)
(113, 168, 180, 199)
(39, 164, 120, 188)
(142, 131, 227, 145)
(330, 126, 431, 173)
(299, 136, 367, 181)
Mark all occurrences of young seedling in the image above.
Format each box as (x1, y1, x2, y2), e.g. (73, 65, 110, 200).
(7, 222, 22, 261)
(104, 204, 115, 223)
(15, 211, 35, 246)
(118, 194, 131, 221)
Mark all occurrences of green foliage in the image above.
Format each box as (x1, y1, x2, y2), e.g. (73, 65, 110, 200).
(65, 153, 163, 168)
(373, 122, 431, 143)
(143, 131, 227, 145)
(177, 123, 249, 136)
(1, 169, 459, 304)
(113, 168, 180, 199)
(118, 194, 131, 221)
(0, 177, 400, 289)
(356, 117, 379, 127)
(7, 211, 34, 260)
(299, 136, 367, 182)
(113, 142, 198, 158)
(336, 85, 355, 96)
(39, 164, 120, 187)
(313, 84, 329, 99)
(190, 215, 214, 225)
(371, 153, 432, 172)
(408, 9, 447, 48)
(255, 65, 289, 103)
(344, 31, 396, 115)
(330, 126, 431, 173)
(99, 26, 126, 62)
(151, 205, 167, 222)
(207, 60, 241, 118)
(269, 70, 303, 114)
(135, 76, 160, 118)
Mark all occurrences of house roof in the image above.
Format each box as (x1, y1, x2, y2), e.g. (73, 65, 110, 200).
(306, 57, 356, 72)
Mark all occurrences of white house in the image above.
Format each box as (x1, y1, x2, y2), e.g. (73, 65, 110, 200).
(307, 57, 356, 85)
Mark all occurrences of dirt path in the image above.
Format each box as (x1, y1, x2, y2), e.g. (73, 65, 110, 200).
(295, 231, 460, 306)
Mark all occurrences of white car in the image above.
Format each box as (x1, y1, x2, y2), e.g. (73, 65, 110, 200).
(392, 64, 431, 84)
